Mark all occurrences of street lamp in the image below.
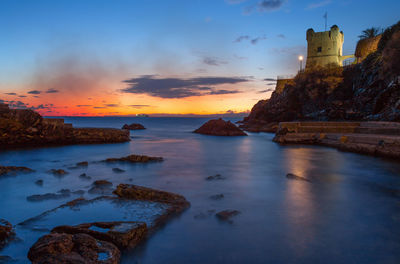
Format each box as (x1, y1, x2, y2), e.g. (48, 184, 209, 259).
(298, 55, 304, 72)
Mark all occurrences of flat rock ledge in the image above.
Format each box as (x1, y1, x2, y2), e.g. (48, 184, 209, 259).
(26, 184, 190, 263)
(273, 121, 400, 159)
(194, 118, 247, 136)
(0, 103, 130, 148)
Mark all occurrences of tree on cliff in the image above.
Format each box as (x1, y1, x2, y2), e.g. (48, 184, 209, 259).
(358, 27, 381, 40)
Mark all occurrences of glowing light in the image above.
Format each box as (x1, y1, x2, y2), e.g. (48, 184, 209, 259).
(298, 55, 304, 61)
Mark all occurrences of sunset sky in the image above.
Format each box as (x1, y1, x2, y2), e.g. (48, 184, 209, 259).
(1, 0, 399, 116)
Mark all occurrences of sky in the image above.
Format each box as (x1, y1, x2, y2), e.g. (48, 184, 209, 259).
(0, 0, 399, 116)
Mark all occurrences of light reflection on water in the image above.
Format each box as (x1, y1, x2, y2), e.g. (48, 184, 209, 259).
(0, 117, 399, 263)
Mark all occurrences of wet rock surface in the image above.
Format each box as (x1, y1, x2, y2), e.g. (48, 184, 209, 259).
(79, 173, 92, 180)
(206, 174, 226, 181)
(0, 166, 33, 176)
(216, 210, 241, 222)
(104, 154, 163, 163)
(194, 118, 247, 136)
(209, 194, 224, 200)
(286, 173, 311, 182)
(27, 189, 85, 202)
(0, 219, 14, 249)
(122, 123, 146, 130)
(34, 179, 43, 186)
(27, 233, 120, 264)
(52, 221, 147, 249)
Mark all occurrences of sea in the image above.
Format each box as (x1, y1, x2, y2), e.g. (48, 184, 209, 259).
(0, 117, 400, 263)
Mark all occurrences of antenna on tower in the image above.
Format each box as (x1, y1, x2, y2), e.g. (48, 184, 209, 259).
(323, 12, 328, 31)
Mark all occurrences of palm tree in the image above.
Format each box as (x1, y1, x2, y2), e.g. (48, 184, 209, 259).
(358, 27, 381, 39)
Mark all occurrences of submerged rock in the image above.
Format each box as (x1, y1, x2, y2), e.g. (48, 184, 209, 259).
(34, 179, 43, 186)
(48, 169, 68, 177)
(27, 233, 120, 264)
(286, 173, 311, 182)
(52, 221, 147, 250)
(27, 189, 84, 202)
(88, 180, 113, 195)
(79, 173, 92, 180)
(104, 154, 163, 163)
(122, 123, 146, 130)
(216, 210, 241, 222)
(112, 168, 125, 173)
(0, 166, 33, 176)
(0, 219, 14, 250)
(206, 174, 225, 181)
(76, 161, 89, 167)
(209, 194, 224, 200)
(194, 118, 247, 136)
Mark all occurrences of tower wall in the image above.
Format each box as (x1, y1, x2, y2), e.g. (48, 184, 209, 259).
(306, 25, 344, 69)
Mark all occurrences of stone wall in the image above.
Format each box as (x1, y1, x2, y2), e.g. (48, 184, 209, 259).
(355, 35, 382, 63)
(275, 78, 295, 94)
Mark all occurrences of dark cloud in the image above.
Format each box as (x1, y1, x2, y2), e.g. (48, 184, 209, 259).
(209, 89, 240, 95)
(264, 78, 277, 81)
(28, 90, 41, 95)
(76, 105, 92, 107)
(267, 82, 276, 86)
(121, 75, 249, 98)
(258, 0, 284, 11)
(277, 34, 286, 39)
(225, 0, 247, 4)
(4, 92, 17, 95)
(0, 99, 6, 104)
(8, 101, 29, 109)
(257, 88, 275, 93)
(93, 106, 107, 109)
(129, 105, 151, 109)
(202, 56, 228, 66)
(234, 35, 250, 42)
(104, 104, 119, 107)
(251, 35, 267, 45)
(46, 88, 59, 93)
(18, 95, 27, 98)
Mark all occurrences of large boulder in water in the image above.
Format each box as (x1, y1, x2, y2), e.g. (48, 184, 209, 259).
(122, 123, 146, 130)
(0, 219, 14, 249)
(194, 118, 247, 136)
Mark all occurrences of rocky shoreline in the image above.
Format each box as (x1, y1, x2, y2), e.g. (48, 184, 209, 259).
(273, 121, 400, 159)
(0, 103, 130, 148)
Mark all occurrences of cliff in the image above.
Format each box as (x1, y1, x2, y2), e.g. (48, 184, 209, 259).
(0, 106, 130, 148)
(241, 21, 400, 132)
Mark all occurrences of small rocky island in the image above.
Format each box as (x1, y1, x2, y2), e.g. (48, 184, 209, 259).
(122, 123, 146, 130)
(194, 118, 247, 136)
(0, 104, 130, 148)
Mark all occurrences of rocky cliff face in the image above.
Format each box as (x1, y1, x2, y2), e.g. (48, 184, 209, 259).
(241, 21, 400, 132)
(0, 105, 130, 148)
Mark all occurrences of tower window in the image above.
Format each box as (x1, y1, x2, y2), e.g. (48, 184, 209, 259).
(317, 47, 322, 52)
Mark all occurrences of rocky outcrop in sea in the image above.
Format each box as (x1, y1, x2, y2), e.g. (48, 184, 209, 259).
(194, 118, 247, 136)
(0, 105, 130, 148)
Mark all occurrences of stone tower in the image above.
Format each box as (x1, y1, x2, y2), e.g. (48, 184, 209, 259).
(306, 25, 352, 69)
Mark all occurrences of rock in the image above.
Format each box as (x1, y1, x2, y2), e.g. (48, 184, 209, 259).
(88, 180, 113, 195)
(76, 161, 89, 167)
(79, 173, 91, 180)
(104, 154, 163, 163)
(49, 169, 68, 177)
(122, 123, 146, 130)
(194, 118, 247, 136)
(0, 166, 33, 176)
(34, 179, 43, 186)
(27, 192, 70, 202)
(0, 256, 14, 263)
(209, 194, 224, 200)
(206, 174, 225, 181)
(113, 184, 190, 228)
(27, 232, 120, 264)
(0, 219, 14, 249)
(286, 173, 310, 182)
(216, 210, 241, 222)
(112, 168, 125, 173)
(52, 221, 147, 250)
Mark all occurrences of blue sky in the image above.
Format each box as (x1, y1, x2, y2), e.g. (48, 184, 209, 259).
(0, 0, 399, 116)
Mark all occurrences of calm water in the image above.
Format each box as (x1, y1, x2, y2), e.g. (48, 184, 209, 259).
(1, 117, 400, 263)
